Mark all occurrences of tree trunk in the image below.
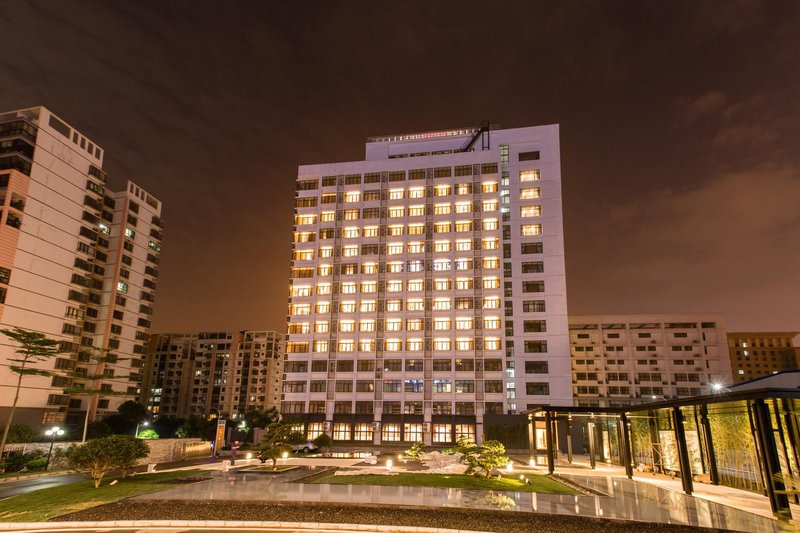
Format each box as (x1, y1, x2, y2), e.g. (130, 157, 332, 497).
(0, 364, 26, 456)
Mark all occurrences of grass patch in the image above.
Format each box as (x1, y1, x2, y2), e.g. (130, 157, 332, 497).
(0, 469, 208, 522)
(309, 472, 577, 494)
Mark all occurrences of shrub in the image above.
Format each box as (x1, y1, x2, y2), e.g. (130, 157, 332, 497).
(448, 436, 509, 478)
(404, 441, 425, 460)
(312, 433, 332, 451)
(136, 428, 160, 440)
(68, 435, 150, 487)
(7, 424, 37, 444)
(25, 458, 48, 471)
(1, 452, 27, 473)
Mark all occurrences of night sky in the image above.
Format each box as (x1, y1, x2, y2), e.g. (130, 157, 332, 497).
(1, 1, 798, 333)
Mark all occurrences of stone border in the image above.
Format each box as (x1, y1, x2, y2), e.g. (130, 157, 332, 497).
(0, 520, 490, 533)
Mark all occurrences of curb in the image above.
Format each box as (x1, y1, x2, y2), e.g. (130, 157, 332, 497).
(0, 520, 492, 533)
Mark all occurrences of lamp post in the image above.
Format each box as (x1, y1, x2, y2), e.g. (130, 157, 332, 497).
(135, 420, 149, 438)
(45, 426, 65, 469)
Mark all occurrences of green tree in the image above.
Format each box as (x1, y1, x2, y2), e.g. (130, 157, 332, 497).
(257, 422, 292, 469)
(312, 432, 332, 452)
(175, 416, 217, 439)
(448, 436, 509, 478)
(136, 428, 159, 440)
(67, 435, 150, 487)
(117, 400, 149, 425)
(6, 424, 37, 444)
(62, 347, 130, 442)
(0, 327, 62, 456)
(404, 441, 425, 460)
(243, 406, 280, 429)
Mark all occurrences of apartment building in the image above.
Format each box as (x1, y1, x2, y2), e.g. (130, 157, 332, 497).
(728, 332, 800, 383)
(0, 106, 163, 430)
(569, 314, 731, 407)
(284, 124, 570, 446)
(141, 330, 284, 420)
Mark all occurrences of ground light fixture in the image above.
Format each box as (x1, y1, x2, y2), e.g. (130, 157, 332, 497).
(282, 451, 289, 460)
(45, 426, 65, 469)
(386, 459, 393, 470)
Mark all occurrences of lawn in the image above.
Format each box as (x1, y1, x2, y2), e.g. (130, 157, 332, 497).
(310, 472, 577, 494)
(0, 469, 208, 522)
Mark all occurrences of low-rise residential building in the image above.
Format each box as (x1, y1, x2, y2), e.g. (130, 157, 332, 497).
(569, 314, 731, 407)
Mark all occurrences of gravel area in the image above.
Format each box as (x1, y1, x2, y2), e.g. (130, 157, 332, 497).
(57, 500, 730, 532)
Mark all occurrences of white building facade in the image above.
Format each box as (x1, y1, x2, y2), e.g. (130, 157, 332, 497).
(0, 106, 163, 431)
(569, 314, 731, 407)
(284, 124, 570, 446)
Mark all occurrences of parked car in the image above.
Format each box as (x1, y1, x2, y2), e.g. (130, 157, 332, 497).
(291, 441, 318, 453)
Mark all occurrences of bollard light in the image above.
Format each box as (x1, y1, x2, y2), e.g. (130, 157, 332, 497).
(386, 459, 393, 470)
(529, 459, 536, 467)
(246, 452, 253, 460)
(506, 462, 514, 473)
(282, 451, 289, 460)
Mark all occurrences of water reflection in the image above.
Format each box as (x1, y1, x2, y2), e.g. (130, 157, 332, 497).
(134, 469, 787, 532)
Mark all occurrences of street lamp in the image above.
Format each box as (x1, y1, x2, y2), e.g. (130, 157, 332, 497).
(135, 420, 149, 437)
(45, 426, 65, 469)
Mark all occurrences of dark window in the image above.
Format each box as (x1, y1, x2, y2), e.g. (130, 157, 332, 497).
(521, 242, 543, 254)
(519, 151, 540, 161)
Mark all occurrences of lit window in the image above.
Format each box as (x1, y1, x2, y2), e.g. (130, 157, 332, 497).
(456, 318, 473, 330)
(388, 207, 405, 218)
(345, 191, 361, 203)
(482, 276, 499, 289)
(434, 338, 451, 351)
(291, 285, 311, 297)
(434, 318, 451, 330)
(455, 220, 472, 232)
(125, 228, 135, 238)
(313, 340, 329, 352)
(454, 258, 472, 270)
(408, 224, 425, 235)
(433, 298, 451, 311)
(482, 200, 498, 212)
(482, 238, 499, 250)
(333, 422, 351, 441)
(360, 300, 376, 312)
(386, 300, 402, 312)
(320, 210, 335, 222)
(389, 189, 404, 200)
(407, 318, 423, 331)
(363, 226, 379, 237)
(455, 239, 471, 251)
(484, 317, 500, 329)
(404, 423, 423, 442)
(456, 338, 474, 351)
(339, 320, 356, 332)
(482, 257, 500, 269)
(315, 301, 330, 313)
(521, 224, 543, 236)
(455, 278, 473, 290)
(455, 424, 476, 442)
(387, 280, 403, 292)
(407, 260, 424, 272)
(387, 261, 404, 273)
(484, 337, 501, 350)
(318, 264, 333, 276)
(354, 423, 373, 441)
(385, 338, 402, 351)
(483, 296, 501, 309)
(407, 279, 424, 292)
(386, 319, 402, 331)
(290, 304, 309, 315)
(482, 219, 498, 231)
(434, 185, 451, 196)
(435, 240, 451, 252)
(382, 423, 401, 442)
(433, 424, 452, 443)
(409, 187, 425, 199)
(520, 187, 541, 199)
(343, 226, 360, 238)
(360, 320, 375, 332)
(117, 281, 128, 293)
(387, 243, 403, 255)
(406, 338, 423, 351)
(455, 202, 472, 214)
(433, 259, 451, 272)
(344, 209, 359, 220)
(434, 222, 451, 233)
(481, 181, 498, 193)
(362, 262, 378, 274)
(316, 283, 332, 296)
(361, 281, 377, 293)
(388, 224, 404, 236)
(407, 299, 424, 311)
(314, 321, 329, 333)
(408, 241, 424, 253)
(434, 203, 451, 215)
(359, 339, 375, 352)
(340, 300, 356, 313)
(342, 245, 359, 257)
(319, 246, 333, 258)
(520, 205, 542, 218)
(434, 279, 451, 291)
(520, 169, 541, 182)
(409, 205, 425, 217)
(341, 282, 357, 294)
(293, 249, 314, 260)
(455, 183, 472, 195)
(338, 340, 355, 352)
(433, 380, 452, 393)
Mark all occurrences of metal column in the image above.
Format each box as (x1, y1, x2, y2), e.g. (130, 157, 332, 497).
(700, 404, 720, 485)
(672, 406, 694, 495)
(545, 409, 554, 475)
(527, 415, 536, 465)
(620, 413, 633, 479)
(752, 399, 791, 519)
(566, 416, 573, 464)
(587, 417, 596, 469)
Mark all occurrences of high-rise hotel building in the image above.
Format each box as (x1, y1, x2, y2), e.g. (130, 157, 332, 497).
(0, 106, 163, 430)
(284, 125, 570, 445)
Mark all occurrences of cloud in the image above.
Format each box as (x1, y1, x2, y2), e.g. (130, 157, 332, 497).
(684, 91, 728, 121)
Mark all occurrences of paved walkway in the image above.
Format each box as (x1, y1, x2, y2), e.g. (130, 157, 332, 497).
(132, 459, 790, 532)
